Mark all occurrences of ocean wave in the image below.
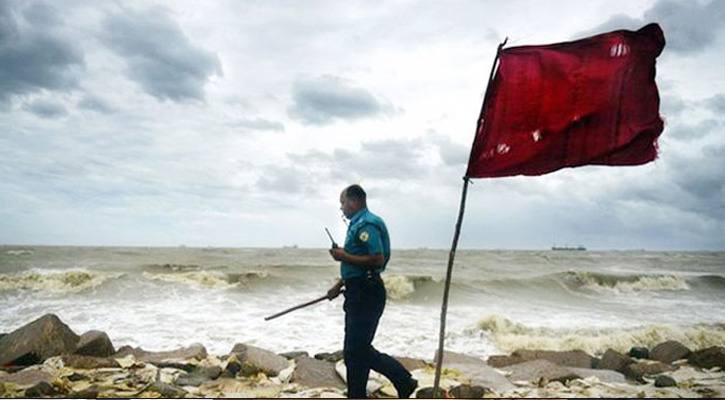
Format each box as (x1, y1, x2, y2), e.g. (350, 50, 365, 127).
(141, 270, 269, 290)
(4, 249, 34, 256)
(475, 315, 725, 356)
(0, 269, 123, 293)
(383, 275, 438, 300)
(565, 271, 689, 293)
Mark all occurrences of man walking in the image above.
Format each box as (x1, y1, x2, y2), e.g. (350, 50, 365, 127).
(327, 184, 418, 399)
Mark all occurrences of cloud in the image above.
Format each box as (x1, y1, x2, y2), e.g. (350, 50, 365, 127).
(581, 0, 725, 55)
(78, 95, 115, 114)
(231, 118, 285, 132)
(706, 94, 725, 114)
(287, 75, 398, 125)
(0, 1, 84, 106)
(23, 99, 68, 118)
(101, 6, 222, 102)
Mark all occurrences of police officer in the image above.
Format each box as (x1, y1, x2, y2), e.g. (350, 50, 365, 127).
(327, 184, 418, 399)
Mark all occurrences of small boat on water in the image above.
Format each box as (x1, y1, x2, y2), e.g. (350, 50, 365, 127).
(551, 245, 587, 251)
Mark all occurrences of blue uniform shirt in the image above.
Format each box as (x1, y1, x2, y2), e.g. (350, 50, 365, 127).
(341, 207, 391, 282)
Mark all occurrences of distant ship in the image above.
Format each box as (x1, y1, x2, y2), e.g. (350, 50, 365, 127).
(551, 245, 586, 251)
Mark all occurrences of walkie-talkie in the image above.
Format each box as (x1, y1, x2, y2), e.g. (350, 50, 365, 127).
(325, 228, 339, 249)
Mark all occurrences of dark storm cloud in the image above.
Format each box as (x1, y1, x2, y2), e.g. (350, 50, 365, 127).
(23, 99, 68, 118)
(101, 6, 222, 103)
(0, 1, 84, 106)
(580, 0, 725, 55)
(287, 75, 397, 125)
(669, 143, 725, 221)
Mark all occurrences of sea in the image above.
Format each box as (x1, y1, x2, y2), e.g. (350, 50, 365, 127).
(1, 246, 724, 361)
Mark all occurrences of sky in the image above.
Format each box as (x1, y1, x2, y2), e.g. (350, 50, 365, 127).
(1, 0, 723, 250)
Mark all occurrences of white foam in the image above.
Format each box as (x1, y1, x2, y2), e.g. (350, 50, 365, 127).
(0, 269, 122, 293)
(476, 314, 725, 355)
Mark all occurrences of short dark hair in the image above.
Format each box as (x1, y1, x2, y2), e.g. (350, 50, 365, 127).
(345, 184, 366, 202)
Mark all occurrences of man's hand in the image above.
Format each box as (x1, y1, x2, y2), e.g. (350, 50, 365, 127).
(329, 247, 347, 262)
(327, 279, 344, 300)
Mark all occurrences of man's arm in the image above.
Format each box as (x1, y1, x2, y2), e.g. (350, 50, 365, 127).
(329, 248, 384, 267)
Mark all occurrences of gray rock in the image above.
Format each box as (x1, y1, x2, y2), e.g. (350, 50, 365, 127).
(439, 351, 516, 394)
(488, 349, 595, 369)
(568, 367, 626, 384)
(314, 350, 344, 363)
(0, 314, 80, 366)
(629, 346, 650, 359)
(654, 374, 677, 388)
(416, 387, 448, 398)
(114, 343, 207, 364)
(626, 360, 674, 378)
(75, 330, 115, 357)
(230, 343, 290, 377)
(0, 369, 54, 387)
(650, 341, 691, 364)
(449, 384, 488, 398)
(291, 355, 345, 390)
(597, 349, 633, 372)
(24, 380, 58, 397)
(280, 351, 309, 360)
(395, 356, 428, 372)
(688, 346, 725, 370)
(176, 365, 223, 386)
(502, 359, 581, 384)
(147, 381, 188, 398)
(61, 355, 121, 369)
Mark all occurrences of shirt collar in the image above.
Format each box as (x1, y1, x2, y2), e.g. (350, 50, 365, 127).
(349, 207, 368, 225)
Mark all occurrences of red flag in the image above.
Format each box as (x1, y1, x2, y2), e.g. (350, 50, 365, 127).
(466, 23, 666, 178)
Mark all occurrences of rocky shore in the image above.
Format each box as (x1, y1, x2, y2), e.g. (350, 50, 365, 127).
(1, 314, 724, 398)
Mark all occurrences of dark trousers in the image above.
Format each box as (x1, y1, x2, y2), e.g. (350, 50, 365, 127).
(343, 273, 411, 399)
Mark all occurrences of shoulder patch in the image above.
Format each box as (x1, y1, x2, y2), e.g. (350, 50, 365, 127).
(359, 231, 370, 242)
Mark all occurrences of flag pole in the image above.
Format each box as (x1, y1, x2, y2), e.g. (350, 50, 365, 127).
(432, 37, 507, 396)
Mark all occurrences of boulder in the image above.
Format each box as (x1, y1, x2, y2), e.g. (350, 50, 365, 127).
(439, 351, 516, 394)
(514, 349, 596, 368)
(568, 367, 626, 384)
(654, 375, 677, 388)
(230, 343, 290, 377)
(280, 351, 309, 360)
(24, 381, 60, 397)
(61, 355, 121, 369)
(0, 369, 54, 387)
(114, 343, 207, 364)
(395, 356, 428, 372)
(291, 355, 345, 390)
(597, 349, 633, 372)
(629, 347, 650, 360)
(145, 381, 188, 398)
(314, 350, 345, 363)
(0, 314, 79, 367)
(502, 359, 581, 384)
(488, 349, 595, 369)
(625, 360, 674, 382)
(175, 365, 222, 387)
(650, 341, 691, 364)
(75, 330, 115, 357)
(449, 384, 487, 398)
(688, 346, 725, 370)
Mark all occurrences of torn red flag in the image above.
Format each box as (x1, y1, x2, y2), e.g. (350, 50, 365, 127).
(466, 23, 666, 178)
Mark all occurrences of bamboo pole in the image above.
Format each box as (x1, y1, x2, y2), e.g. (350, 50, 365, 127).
(432, 38, 507, 396)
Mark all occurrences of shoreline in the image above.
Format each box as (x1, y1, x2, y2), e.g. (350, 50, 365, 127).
(1, 314, 724, 398)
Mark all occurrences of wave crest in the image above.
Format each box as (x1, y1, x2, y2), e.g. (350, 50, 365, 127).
(141, 270, 268, 289)
(476, 315, 725, 355)
(383, 275, 437, 300)
(0, 270, 122, 293)
(568, 271, 689, 293)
